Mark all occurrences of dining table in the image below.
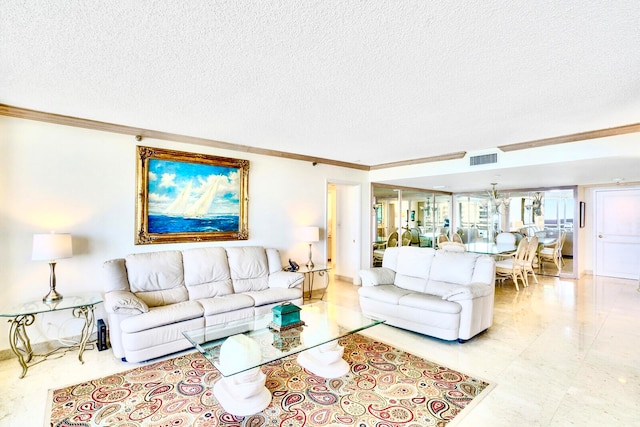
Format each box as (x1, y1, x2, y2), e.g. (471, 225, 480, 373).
(464, 242, 517, 255)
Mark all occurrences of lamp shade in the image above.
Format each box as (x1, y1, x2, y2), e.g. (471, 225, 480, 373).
(299, 226, 320, 243)
(32, 233, 73, 261)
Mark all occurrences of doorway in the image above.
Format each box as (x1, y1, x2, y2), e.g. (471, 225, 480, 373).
(595, 187, 640, 279)
(327, 181, 361, 284)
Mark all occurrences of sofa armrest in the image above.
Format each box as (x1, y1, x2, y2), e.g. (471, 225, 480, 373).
(359, 267, 396, 287)
(269, 271, 304, 289)
(104, 290, 149, 315)
(442, 283, 493, 302)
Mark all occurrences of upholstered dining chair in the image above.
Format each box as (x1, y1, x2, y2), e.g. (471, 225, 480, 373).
(496, 232, 516, 245)
(437, 233, 449, 248)
(373, 231, 398, 266)
(451, 233, 463, 244)
(495, 238, 528, 291)
(495, 232, 517, 259)
(401, 230, 412, 246)
(409, 228, 421, 246)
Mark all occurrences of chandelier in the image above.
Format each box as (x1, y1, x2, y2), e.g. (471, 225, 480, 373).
(488, 183, 510, 213)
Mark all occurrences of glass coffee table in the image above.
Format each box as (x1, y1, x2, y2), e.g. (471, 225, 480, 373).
(183, 301, 383, 416)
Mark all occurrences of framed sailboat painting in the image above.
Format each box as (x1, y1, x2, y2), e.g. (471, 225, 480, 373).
(135, 146, 249, 244)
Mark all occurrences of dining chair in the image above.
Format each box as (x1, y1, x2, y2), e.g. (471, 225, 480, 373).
(539, 231, 565, 270)
(495, 238, 528, 291)
(437, 233, 449, 248)
(495, 232, 517, 259)
(409, 228, 421, 246)
(451, 233, 463, 244)
(496, 232, 516, 245)
(521, 236, 539, 286)
(401, 230, 412, 246)
(373, 231, 398, 266)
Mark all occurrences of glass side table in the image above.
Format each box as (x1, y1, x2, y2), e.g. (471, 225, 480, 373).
(0, 292, 103, 378)
(298, 264, 332, 301)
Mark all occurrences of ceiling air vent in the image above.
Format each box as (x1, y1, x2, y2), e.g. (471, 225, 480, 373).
(469, 153, 498, 166)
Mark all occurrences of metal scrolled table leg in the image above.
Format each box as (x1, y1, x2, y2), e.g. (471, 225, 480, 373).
(8, 314, 35, 379)
(318, 270, 330, 301)
(73, 305, 96, 363)
(307, 271, 315, 299)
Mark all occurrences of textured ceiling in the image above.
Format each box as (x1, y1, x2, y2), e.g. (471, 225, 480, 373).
(2, 1, 640, 173)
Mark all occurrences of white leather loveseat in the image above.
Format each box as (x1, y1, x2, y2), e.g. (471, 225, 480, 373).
(359, 246, 496, 342)
(103, 246, 304, 362)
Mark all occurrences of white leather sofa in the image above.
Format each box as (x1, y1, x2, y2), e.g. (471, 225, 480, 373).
(103, 246, 304, 362)
(359, 246, 496, 342)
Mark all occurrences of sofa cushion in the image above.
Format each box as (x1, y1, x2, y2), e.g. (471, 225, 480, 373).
(120, 301, 203, 333)
(226, 246, 270, 293)
(358, 285, 413, 305)
(244, 288, 303, 307)
(392, 247, 434, 293)
(103, 258, 130, 292)
(442, 284, 494, 301)
(398, 293, 462, 314)
(265, 248, 283, 274)
(471, 255, 496, 285)
(429, 251, 479, 285)
(125, 251, 188, 307)
(395, 246, 435, 278)
(182, 247, 233, 299)
(425, 280, 461, 298)
(394, 274, 428, 293)
(359, 267, 396, 286)
(381, 247, 401, 270)
(197, 294, 255, 316)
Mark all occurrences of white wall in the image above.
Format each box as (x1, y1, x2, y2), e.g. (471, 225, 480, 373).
(0, 116, 369, 351)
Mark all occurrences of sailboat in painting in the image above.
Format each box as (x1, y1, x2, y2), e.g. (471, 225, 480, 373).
(164, 178, 219, 218)
(184, 177, 220, 218)
(165, 180, 193, 216)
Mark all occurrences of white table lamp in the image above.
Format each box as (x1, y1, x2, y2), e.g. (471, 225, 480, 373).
(32, 233, 73, 303)
(300, 226, 320, 269)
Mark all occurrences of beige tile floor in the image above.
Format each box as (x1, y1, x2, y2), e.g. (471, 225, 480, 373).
(1, 273, 639, 426)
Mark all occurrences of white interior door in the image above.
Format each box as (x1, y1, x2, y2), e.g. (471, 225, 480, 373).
(595, 188, 640, 279)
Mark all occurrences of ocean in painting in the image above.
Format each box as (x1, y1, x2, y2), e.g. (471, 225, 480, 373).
(148, 214, 239, 234)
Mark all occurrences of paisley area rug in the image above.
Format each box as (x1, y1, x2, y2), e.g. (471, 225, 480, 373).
(46, 334, 491, 426)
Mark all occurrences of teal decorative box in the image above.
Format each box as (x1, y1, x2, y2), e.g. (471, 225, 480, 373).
(270, 303, 304, 331)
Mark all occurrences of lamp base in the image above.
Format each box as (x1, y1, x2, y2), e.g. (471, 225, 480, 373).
(306, 243, 315, 270)
(43, 288, 63, 304)
(43, 261, 63, 303)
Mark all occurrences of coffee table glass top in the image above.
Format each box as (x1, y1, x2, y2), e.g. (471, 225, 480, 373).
(183, 302, 383, 377)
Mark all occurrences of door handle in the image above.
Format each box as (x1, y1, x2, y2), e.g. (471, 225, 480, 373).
(598, 235, 603, 238)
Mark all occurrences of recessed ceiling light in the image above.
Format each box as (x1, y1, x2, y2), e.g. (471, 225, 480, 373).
(613, 178, 624, 184)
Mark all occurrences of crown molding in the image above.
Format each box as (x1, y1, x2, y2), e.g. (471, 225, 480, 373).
(2, 103, 638, 170)
(0, 104, 370, 171)
(498, 123, 640, 152)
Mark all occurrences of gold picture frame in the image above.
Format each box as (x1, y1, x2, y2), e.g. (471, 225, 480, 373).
(135, 146, 249, 244)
